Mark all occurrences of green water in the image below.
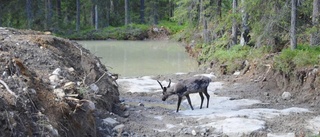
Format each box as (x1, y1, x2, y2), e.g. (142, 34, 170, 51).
(78, 40, 198, 77)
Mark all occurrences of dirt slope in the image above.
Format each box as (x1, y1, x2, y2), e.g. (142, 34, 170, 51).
(0, 27, 121, 137)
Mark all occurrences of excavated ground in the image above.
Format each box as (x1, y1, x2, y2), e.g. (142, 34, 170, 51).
(0, 27, 121, 137)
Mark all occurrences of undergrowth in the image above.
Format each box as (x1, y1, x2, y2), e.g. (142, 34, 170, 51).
(274, 44, 320, 74)
(60, 23, 150, 40)
(199, 43, 320, 75)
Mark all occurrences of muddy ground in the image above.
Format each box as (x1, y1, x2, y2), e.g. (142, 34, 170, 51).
(117, 65, 320, 136)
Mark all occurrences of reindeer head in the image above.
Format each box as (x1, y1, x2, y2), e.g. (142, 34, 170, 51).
(157, 79, 171, 101)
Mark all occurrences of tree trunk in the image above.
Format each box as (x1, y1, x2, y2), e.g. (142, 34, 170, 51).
(169, 0, 174, 17)
(231, 0, 238, 46)
(95, 4, 98, 30)
(203, 19, 209, 43)
(140, 0, 145, 24)
(56, 0, 61, 28)
(290, 0, 297, 50)
(56, 0, 61, 18)
(125, 0, 129, 25)
(153, 1, 159, 25)
(217, 0, 222, 19)
(199, 0, 204, 25)
(76, 0, 80, 31)
(26, 0, 33, 29)
(0, 10, 1, 26)
(311, 0, 320, 46)
(240, 0, 249, 46)
(46, 0, 52, 30)
(106, 0, 110, 27)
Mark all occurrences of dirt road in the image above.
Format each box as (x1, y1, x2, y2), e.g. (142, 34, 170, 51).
(116, 73, 320, 137)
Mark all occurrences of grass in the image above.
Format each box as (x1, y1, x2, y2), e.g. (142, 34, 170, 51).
(198, 42, 320, 75)
(158, 20, 188, 34)
(274, 44, 320, 74)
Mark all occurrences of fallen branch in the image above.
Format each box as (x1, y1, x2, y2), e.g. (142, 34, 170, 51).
(94, 72, 107, 84)
(72, 43, 83, 56)
(0, 79, 17, 98)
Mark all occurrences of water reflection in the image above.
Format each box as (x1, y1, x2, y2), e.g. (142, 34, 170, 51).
(78, 40, 197, 77)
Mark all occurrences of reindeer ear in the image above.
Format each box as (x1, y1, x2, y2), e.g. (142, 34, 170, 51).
(167, 79, 171, 88)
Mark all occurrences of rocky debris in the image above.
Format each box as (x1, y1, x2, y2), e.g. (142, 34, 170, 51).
(0, 27, 121, 137)
(103, 117, 119, 127)
(282, 92, 292, 100)
(191, 129, 197, 136)
(138, 102, 145, 107)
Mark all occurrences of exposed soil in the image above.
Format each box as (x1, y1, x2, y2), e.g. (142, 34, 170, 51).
(1, 27, 320, 137)
(0, 27, 121, 137)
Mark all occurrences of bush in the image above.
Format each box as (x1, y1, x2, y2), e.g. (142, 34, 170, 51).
(274, 44, 320, 74)
(59, 23, 150, 40)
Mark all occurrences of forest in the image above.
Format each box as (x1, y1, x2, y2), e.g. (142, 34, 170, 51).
(1, 0, 320, 75)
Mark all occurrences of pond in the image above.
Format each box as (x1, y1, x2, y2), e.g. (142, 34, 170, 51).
(78, 40, 198, 77)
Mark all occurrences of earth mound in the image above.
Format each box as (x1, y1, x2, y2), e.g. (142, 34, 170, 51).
(0, 27, 121, 136)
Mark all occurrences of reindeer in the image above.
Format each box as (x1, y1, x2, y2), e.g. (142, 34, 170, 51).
(157, 76, 211, 112)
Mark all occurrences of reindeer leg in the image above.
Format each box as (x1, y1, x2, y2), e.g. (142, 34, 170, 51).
(199, 92, 204, 109)
(185, 95, 194, 110)
(177, 96, 182, 112)
(203, 90, 210, 108)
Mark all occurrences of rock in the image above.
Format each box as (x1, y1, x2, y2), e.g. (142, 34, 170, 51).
(138, 103, 144, 107)
(191, 130, 197, 136)
(122, 131, 129, 137)
(103, 118, 119, 127)
(282, 92, 291, 100)
(44, 124, 59, 137)
(81, 100, 95, 112)
(53, 88, 65, 99)
(200, 128, 210, 136)
(49, 75, 60, 85)
(29, 88, 37, 94)
(200, 128, 209, 133)
(52, 68, 61, 76)
(112, 124, 125, 132)
(233, 71, 241, 75)
(89, 83, 99, 93)
(76, 81, 82, 86)
(23, 87, 28, 92)
(122, 111, 130, 118)
(68, 67, 75, 72)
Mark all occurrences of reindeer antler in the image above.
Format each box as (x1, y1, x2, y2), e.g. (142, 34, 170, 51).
(167, 79, 171, 88)
(157, 80, 164, 90)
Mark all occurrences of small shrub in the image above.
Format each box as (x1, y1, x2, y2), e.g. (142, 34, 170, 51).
(274, 44, 320, 74)
(274, 48, 297, 74)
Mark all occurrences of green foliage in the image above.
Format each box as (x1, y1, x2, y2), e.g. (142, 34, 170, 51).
(274, 49, 297, 74)
(212, 45, 251, 73)
(213, 45, 250, 62)
(64, 23, 149, 40)
(158, 20, 187, 34)
(274, 44, 320, 74)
